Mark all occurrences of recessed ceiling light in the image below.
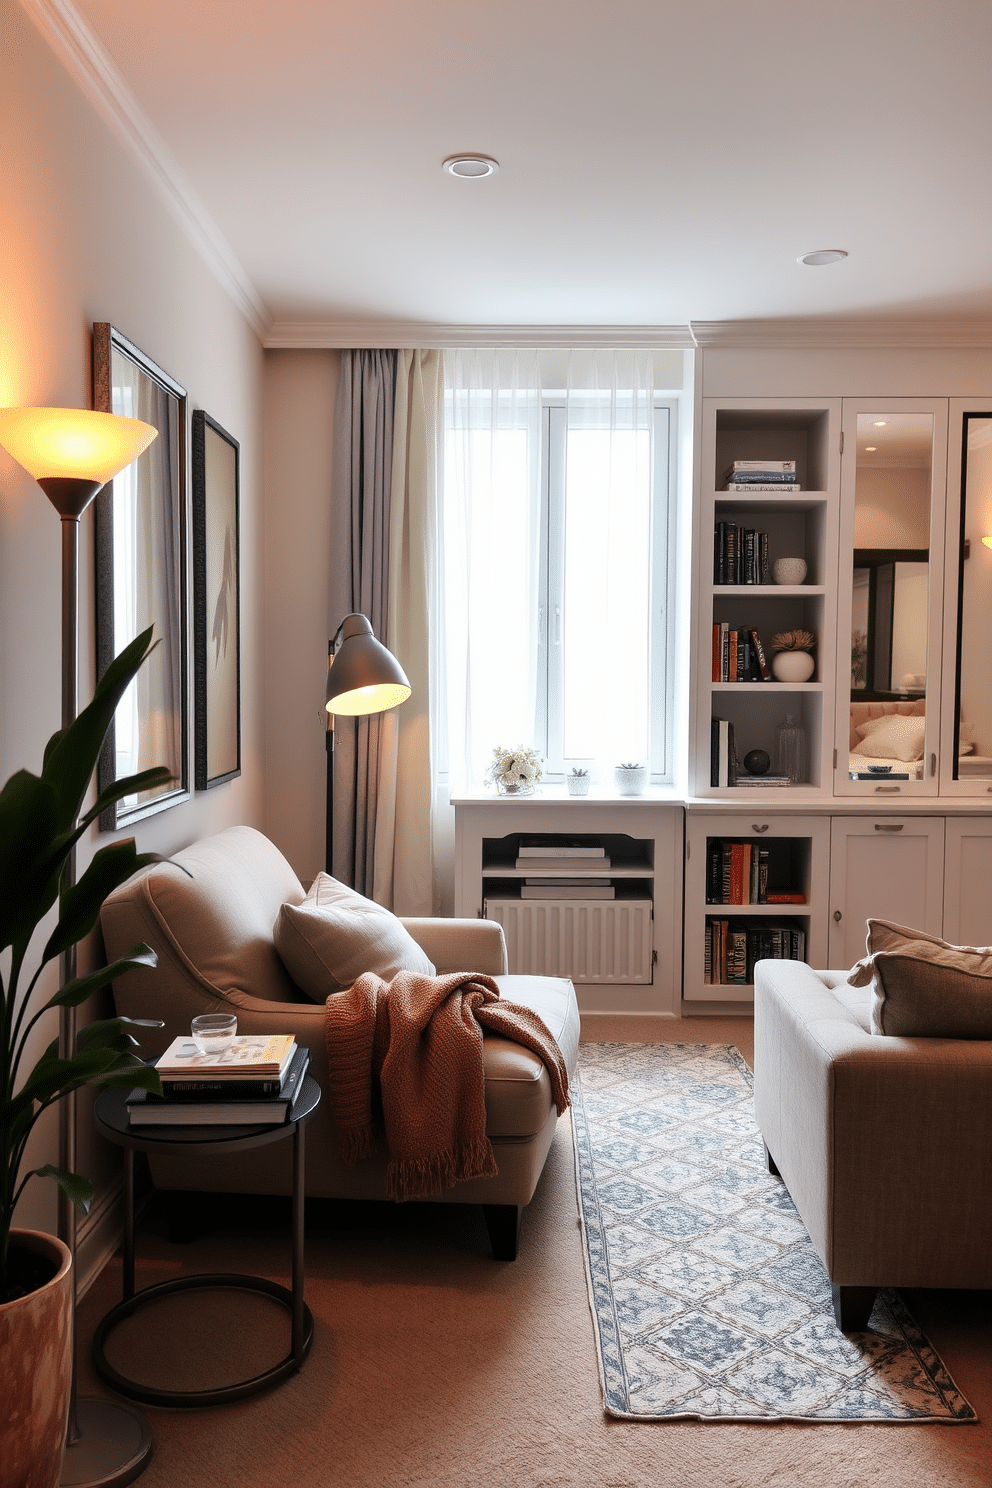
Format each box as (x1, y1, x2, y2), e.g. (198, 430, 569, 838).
(865, 445, 877, 452)
(798, 249, 848, 266)
(443, 155, 499, 179)
(872, 420, 887, 427)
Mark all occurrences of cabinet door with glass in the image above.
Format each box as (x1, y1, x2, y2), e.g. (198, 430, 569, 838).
(939, 403, 992, 797)
(834, 400, 948, 798)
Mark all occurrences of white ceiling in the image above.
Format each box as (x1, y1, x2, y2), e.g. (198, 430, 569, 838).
(42, 0, 992, 342)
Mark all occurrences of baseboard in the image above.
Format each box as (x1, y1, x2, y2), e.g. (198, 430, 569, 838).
(579, 1011, 680, 1041)
(75, 1176, 125, 1300)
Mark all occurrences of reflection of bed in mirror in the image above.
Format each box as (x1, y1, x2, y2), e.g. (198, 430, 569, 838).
(848, 700, 992, 780)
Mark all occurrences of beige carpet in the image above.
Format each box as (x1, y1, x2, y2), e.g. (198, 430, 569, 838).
(74, 1019, 992, 1488)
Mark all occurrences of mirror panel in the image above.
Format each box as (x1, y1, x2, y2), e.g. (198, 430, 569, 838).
(94, 323, 189, 826)
(954, 414, 992, 783)
(846, 412, 934, 781)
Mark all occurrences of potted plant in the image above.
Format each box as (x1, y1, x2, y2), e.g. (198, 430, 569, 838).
(771, 629, 816, 683)
(485, 745, 545, 795)
(614, 762, 647, 796)
(566, 767, 591, 797)
(0, 627, 167, 1485)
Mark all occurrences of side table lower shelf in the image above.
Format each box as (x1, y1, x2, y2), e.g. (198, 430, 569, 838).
(92, 1076, 320, 1408)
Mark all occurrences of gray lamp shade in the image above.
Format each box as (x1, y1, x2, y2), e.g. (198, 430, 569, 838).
(325, 613, 411, 717)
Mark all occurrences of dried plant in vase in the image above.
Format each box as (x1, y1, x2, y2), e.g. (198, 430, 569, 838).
(485, 745, 545, 795)
(770, 630, 816, 683)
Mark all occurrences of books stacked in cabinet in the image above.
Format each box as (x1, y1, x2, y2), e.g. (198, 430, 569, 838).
(712, 624, 772, 683)
(723, 459, 801, 493)
(713, 522, 770, 585)
(127, 1034, 310, 1125)
(704, 921, 806, 985)
(515, 838, 614, 898)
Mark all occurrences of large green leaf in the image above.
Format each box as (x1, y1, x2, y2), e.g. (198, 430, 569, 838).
(0, 772, 61, 952)
(84, 767, 174, 829)
(39, 946, 158, 1012)
(42, 627, 156, 834)
(31, 1166, 94, 1215)
(44, 844, 163, 963)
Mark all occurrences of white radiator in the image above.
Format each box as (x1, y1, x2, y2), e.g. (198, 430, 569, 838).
(483, 897, 653, 983)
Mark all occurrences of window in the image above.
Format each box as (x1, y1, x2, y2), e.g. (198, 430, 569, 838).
(440, 350, 678, 790)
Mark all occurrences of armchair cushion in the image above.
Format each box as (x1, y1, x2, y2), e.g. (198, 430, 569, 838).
(274, 872, 435, 997)
(849, 917, 992, 1038)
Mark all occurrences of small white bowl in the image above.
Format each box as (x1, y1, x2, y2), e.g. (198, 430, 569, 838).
(772, 557, 807, 586)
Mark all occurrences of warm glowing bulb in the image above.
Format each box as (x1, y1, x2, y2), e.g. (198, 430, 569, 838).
(0, 407, 156, 482)
(865, 446, 877, 452)
(982, 535, 992, 550)
(872, 420, 887, 427)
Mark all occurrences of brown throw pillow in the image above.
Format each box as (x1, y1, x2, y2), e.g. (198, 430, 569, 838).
(848, 918, 992, 1038)
(274, 872, 435, 998)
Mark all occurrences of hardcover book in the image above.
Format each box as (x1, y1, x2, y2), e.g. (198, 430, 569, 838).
(128, 1048, 311, 1125)
(156, 1033, 296, 1080)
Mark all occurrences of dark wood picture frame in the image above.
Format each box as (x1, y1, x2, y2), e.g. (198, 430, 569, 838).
(192, 410, 241, 789)
(93, 323, 189, 828)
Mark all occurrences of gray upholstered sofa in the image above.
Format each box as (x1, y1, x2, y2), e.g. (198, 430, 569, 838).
(754, 954, 992, 1330)
(99, 826, 580, 1259)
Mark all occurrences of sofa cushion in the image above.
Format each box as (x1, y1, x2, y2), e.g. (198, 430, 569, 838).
(274, 872, 435, 996)
(854, 713, 926, 761)
(848, 918, 992, 1037)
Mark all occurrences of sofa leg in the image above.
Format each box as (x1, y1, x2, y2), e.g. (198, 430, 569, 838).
(832, 1285, 877, 1332)
(483, 1204, 522, 1261)
(764, 1143, 780, 1177)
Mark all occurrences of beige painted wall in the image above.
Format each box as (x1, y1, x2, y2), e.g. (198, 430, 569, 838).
(262, 348, 340, 885)
(1, 4, 265, 1239)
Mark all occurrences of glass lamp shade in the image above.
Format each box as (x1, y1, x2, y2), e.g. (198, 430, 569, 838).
(0, 407, 157, 482)
(326, 614, 411, 717)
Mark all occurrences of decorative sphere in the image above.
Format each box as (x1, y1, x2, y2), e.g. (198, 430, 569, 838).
(743, 749, 770, 775)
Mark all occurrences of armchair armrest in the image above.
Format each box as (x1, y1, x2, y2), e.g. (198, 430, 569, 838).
(400, 917, 508, 975)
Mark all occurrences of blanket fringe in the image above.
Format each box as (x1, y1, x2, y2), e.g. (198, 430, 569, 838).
(340, 1126, 376, 1165)
(386, 1137, 499, 1203)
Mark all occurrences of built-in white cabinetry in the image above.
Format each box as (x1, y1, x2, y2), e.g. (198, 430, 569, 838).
(452, 796, 683, 1019)
(825, 816, 945, 966)
(942, 817, 992, 946)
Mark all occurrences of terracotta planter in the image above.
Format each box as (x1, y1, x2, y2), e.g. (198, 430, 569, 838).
(0, 1230, 72, 1488)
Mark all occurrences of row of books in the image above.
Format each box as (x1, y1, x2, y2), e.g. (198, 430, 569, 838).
(126, 1033, 309, 1126)
(712, 624, 772, 683)
(514, 839, 610, 872)
(704, 920, 807, 986)
(713, 523, 770, 586)
(704, 840, 808, 906)
(710, 717, 792, 788)
(722, 459, 801, 493)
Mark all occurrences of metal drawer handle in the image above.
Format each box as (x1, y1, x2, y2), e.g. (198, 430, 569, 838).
(874, 823, 904, 832)
(874, 785, 902, 793)
(833, 909, 842, 921)
(751, 824, 769, 834)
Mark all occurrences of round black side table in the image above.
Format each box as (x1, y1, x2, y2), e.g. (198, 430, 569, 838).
(92, 1076, 320, 1408)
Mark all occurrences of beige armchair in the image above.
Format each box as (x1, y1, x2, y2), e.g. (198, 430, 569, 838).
(753, 957, 992, 1330)
(100, 826, 580, 1259)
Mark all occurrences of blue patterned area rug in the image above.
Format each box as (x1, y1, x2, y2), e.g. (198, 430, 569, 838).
(573, 1043, 976, 1423)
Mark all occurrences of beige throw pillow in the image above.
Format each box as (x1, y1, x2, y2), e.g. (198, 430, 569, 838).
(274, 873, 435, 998)
(853, 713, 926, 761)
(848, 918, 992, 1037)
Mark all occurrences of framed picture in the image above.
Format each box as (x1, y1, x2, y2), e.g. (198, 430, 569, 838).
(93, 323, 189, 829)
(192, 411, 241, 788)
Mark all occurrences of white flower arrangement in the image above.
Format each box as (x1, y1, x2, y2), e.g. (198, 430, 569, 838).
(485, 745, 545, 795)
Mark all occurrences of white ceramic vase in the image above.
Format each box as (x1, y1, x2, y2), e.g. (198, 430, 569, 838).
(566, 774, 591, 796)
(771, 650, 815, 683)
(772, 557, 807, 585)
(614, 765, 647, 796)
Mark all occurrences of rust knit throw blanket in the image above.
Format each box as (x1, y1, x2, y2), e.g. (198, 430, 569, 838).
(324, 970, 570, 1202)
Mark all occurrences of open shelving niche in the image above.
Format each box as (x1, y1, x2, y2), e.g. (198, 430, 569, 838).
(694, 399, 842, 798)
(683, 812, 831, 1003)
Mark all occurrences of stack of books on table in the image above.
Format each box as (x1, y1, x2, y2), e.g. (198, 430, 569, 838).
(126, 1034, 309, 1126)
(515, 839, 614, 899)
(723, 459, 800, 493)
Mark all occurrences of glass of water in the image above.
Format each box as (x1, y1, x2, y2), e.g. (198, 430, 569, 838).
(191, 1012, 238, 1055)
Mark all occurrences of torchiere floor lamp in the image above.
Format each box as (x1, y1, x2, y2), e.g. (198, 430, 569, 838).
(325, 613, 411, 878)
(0, 406, 158, 1488)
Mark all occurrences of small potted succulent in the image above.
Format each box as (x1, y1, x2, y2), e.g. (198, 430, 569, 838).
(771, 629, 816, 683)
(566, 767, 591, 797)
(614, 761, 647, 796)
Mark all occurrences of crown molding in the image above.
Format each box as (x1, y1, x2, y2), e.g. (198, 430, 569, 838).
(20, 0, 271, 340)
(689, 319, 992, 349)
(262, 321, 696, 350)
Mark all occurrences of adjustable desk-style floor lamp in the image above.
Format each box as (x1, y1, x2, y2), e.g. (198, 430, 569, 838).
(0, 405, 158, 1488)
(325, 613, 411, 878)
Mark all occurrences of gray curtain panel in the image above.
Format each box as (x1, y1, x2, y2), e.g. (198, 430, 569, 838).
(328, 349, 398, 893)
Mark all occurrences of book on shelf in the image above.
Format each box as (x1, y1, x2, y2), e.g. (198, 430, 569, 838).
(850, 771, 910, 780)
(705, 920, 806, 987)
(724, 472, 800, 486)
(515, 855, 611, 872)
(706, 841, 770, 905)
(128, 1047, 311, 1125)
(734, 773, 791, 787)
(520, 884, 615, 899)
(516, 841, 606, 858)
(750, 629, 772, 680)
(710, 718, 738, 787)
(765, 891, 806, 904)
(713, 522, 770, 585)
(524, 876, 612, 887)
(156, 1033, 296, 1080)
(724, 459, 796, 474)
(724, 483, 800, 493)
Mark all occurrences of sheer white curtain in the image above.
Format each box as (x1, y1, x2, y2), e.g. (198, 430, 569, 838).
(440, 349, 545, 792)
(557, 349, 657, 768)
